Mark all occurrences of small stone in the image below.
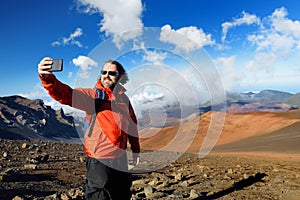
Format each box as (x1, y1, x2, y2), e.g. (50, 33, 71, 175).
(273, 176, 284, 183)
(12, 196, 24, 200)
(79, 156, 85, 163)
(175, 172, 183, 181)
(60, 193, 69, 200)
(223, 174, 232, 180)
(3, 151, 8, 158)
(132, 179, 147, 186)
(180, 180, 189, 187)
(149, 177, 159, 186)
(189, 189, 201, 199)
(68, 188, 84, 199)
(144, 186, 153, 198)
(44, 194, 58, 200)
(169, 191, 183, 198)
(273, 168, 280, 172)
(243, 173, 250, 179)
(24, 164, 37, 170)
(21, 143, 28, 149)
(227, 168, 233, 174)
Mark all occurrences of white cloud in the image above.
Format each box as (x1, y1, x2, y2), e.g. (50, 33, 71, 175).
(160, 24, 215, 52)
(215, 7, 300, 93)
(21, 83, 48, 100)
(129, 85, 167, 119)
(248, 7, 300, 54)
(142, 50, 168, 65)
(72, 55, 98, 79)
(133, 41, 168, 65)
(76, 0, 144, 48)
(271, 7, 300, 38)
(245, 52, 277, 71)
(214, 56, 244, 91)
(221, 11, 261, 42)
(127, 64, 207, 109)
(131, 89, 165, 105)
(243, 6, 300, 91)
(248, 33, 294, 53)
(52, 28, 84, 47)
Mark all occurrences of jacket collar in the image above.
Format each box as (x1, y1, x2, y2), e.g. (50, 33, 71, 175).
(94, 80, 126, 99)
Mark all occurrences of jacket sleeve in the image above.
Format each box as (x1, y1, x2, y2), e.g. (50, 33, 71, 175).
(39, 74, 73, 106)
(39, 74, 96, 114)
(127, 102, 140, 154)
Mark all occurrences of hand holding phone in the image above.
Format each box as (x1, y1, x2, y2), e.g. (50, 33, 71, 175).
(48, 59, 63, 72)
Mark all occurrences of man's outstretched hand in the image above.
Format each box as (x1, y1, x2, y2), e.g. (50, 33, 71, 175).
(38, 57, 53, 75)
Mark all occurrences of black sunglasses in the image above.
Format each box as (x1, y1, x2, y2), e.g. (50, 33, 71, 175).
(101, 70, 118, 76)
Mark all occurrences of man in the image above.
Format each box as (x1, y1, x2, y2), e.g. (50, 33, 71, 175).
(38, 57, 140, 200)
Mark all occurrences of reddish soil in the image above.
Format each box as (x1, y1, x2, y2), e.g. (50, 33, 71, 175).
(140, 109, 300, 161)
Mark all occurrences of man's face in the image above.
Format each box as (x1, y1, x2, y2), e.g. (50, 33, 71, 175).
(101, 63, 119, 88)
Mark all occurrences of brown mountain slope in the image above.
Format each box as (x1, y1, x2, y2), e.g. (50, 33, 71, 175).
(139, 109, 300, 158)
(213, 121, 300, 153)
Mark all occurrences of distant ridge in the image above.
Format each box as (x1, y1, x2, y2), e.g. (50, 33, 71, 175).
(283, 92, 300, 107)
(0, 89, 299, 141)
(224, 89, 297, 113)
(254, 89, 292, 101)
(0, 95, 81, 141)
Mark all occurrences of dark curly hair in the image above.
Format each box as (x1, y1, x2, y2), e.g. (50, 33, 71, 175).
(101, 60, 129, 85)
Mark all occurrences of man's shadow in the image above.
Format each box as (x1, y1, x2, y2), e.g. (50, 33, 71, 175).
(197, 172, 267, 199)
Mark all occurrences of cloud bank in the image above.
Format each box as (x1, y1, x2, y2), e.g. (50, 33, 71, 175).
(218, 7, 300, 92)
(160, 24, 215, 52)
(76, 0, 144, 48)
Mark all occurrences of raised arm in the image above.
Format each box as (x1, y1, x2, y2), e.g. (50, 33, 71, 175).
(38, 57, 96, 114)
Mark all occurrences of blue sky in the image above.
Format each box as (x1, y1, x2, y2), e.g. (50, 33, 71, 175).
(1, 0, 300, 110)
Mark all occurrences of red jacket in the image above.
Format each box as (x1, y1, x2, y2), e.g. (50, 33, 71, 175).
(40, 74, 140, 159)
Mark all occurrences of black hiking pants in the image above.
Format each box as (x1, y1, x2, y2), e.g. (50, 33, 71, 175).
(85, 154, 132, 200)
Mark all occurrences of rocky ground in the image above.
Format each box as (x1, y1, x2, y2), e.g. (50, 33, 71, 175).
(1, 139, 300, 200)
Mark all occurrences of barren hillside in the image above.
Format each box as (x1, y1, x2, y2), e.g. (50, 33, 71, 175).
(140, 109, 300, 159)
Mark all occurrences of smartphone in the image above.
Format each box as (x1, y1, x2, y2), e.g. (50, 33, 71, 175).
(48, 59, 63, 72)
